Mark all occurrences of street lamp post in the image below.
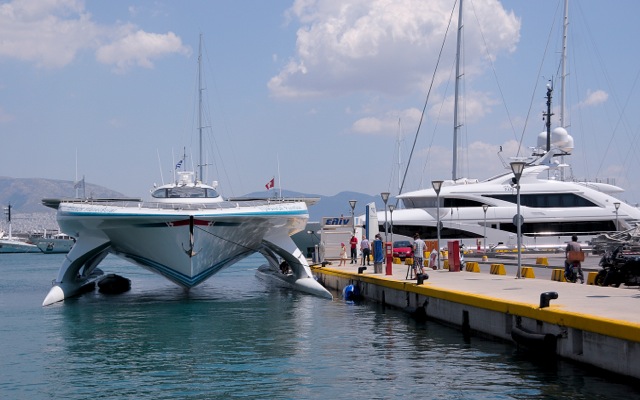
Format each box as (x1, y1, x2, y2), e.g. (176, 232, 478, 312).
(349, 199, 357, 265)
(380, 192, 390, 244)
(388, 204, 395, 249)
(614, 202, 621, 231)
(349, 200, 357, 234)
(510, 161, 525, 279)
(482, 204, 488, 253)
(432, 181, 443, 269)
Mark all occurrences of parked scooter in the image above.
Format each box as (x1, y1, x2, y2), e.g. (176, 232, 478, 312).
(595, 246, 640, 287)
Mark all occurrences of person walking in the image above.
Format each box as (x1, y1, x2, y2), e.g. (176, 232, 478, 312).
(360, 235, 371, 266)
(339, 243, 347, 266)
(372, 234, 384, 274)
(349, 234, 358, 264)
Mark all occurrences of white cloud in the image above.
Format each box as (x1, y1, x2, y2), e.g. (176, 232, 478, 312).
(0, 0, 189, 71)
(429, 91, 498, 123)
(0, 0, 97, 67)
(579, 89, 608, 107)
(96, 30, 189, 73)
(269, 0, 520, 99)
(352, 107, 421, 135)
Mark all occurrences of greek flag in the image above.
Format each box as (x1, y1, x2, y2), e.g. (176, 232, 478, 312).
(175, 159, 183, 170)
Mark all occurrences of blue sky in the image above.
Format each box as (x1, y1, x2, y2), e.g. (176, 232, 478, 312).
(2, 0, 640, 207)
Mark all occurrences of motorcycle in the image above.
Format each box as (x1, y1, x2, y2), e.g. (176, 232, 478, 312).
(564, 250, 584, 283)
(595, 246, 640, 287)
(564, 260, 583, 283)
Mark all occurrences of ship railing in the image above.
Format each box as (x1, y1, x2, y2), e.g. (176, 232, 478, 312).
(53, 197, 308, 211)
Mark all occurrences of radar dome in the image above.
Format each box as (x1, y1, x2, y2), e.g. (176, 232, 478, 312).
(551, 127, 568, 145)
(537, 131, 548, 149)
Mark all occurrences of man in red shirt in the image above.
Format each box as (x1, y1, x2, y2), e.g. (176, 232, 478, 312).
(350, 234, 358, 264)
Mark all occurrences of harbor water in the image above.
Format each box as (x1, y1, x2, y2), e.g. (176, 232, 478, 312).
(1, 253, 638, 399)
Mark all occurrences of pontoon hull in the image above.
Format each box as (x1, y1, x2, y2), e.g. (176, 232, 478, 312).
(43, 200, 332, 305)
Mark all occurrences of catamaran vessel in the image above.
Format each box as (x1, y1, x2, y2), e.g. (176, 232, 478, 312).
(42, 36, 331, 305)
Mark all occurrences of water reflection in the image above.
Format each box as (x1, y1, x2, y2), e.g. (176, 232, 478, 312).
(29, 254, 640, 399)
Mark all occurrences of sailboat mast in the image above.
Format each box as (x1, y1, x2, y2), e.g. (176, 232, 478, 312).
(560, 0, 569, 180)
(560, 0, 568, 128)
(198, 34, 204, 183)
(452, 0, 463, 181)
(397, 118, 402, 195)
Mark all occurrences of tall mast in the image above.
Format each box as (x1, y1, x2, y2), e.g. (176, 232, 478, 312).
(198, 34, 204, 183)
(452, 0, 464, 180)
(397, 118, 402, 195)
(560, 0, 569, 180)
(560, 0, 568, 128)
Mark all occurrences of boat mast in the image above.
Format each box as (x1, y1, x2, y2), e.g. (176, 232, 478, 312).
(560, 0, 568, 129)
(452, 0, 463, 180)
(397, 118, 402, 195)
(198, 34, 204, 183)
(560, 0, 569, 180)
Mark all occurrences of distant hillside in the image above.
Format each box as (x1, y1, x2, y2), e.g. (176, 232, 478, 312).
(0, 177, 395, 232)
(0, 177, 128, 234)
(0, 176, 127, 213)
(243, 189, 393, 221)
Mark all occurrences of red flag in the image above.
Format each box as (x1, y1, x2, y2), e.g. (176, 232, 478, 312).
(265, 178, 275, 190)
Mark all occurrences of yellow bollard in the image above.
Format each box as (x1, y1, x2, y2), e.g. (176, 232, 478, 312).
(490, 264, 506, 275)
(405, 258, 414, 266)
(587, 271, 598, 285)
(535, 257, 549, 266)
(465, 261, 480, 273)
(521, 266, 535, 278)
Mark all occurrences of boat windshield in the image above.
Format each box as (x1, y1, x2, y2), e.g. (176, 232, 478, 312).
(152, 187, 219, 199)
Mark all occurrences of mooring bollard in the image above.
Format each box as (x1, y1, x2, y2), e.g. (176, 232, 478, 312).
(539, 291, 558, 308)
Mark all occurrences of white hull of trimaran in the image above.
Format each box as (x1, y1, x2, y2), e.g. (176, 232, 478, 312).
(42, 200, 332, 305)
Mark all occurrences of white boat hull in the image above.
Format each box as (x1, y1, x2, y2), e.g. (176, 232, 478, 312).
(0, 239, 40, 253)
(43, 200, 332, 305)
(255, 264, 333, 299)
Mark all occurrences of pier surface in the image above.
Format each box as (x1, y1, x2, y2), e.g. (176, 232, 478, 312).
(312, 252, 640, 380)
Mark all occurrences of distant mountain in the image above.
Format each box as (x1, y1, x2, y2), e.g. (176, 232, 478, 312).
(0, 176, 127, 213)
(242, 189, 394, 221)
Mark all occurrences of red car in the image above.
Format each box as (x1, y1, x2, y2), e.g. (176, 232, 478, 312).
(393, 240, 413, 260)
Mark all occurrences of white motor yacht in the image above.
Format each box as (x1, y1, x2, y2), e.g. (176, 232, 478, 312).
(376, 0, 640, 252)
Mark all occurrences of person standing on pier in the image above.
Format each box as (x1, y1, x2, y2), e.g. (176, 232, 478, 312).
(372, 234, 384, 273)
(413, 233, 426, 277)
(339, 243, 348, 266)
(350, 234, 358, 264)
(360, 235, 371, 266)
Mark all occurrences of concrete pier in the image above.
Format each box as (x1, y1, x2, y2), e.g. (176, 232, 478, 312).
(312, 254, 640, 380)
